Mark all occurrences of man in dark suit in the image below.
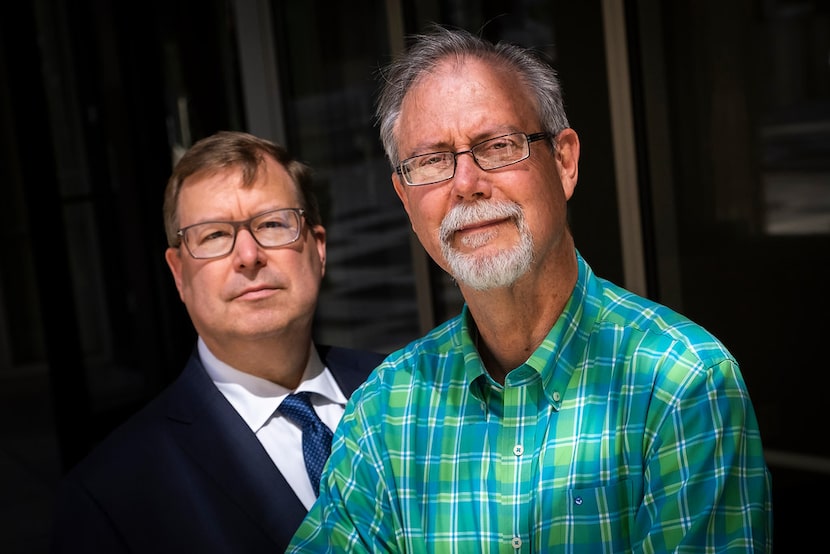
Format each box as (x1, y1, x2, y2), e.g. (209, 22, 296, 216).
(50, 131, 385, 553)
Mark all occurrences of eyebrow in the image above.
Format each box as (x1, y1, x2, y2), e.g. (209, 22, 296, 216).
(184, 206, 288, 226)
(403, 128, 524, 158)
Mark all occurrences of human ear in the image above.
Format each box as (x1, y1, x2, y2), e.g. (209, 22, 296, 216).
(554, 129, 580, 200)
(164, 247, 186, 301)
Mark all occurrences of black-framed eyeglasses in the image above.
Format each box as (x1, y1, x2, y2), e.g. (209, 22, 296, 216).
(176, 208, 306, 259)
(395, 131, 551, 186)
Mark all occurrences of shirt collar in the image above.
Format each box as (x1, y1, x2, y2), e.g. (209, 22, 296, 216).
(459, 306, 489, 386)
(523, 251, 593, 408)
(198, 337, 347, 432)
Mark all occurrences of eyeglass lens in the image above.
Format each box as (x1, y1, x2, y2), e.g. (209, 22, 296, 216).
(400, 133, 532, 186)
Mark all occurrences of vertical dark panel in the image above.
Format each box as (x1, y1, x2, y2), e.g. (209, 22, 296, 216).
(1, 1, 90, 471)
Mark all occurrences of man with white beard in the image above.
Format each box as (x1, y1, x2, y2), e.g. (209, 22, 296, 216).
(289, 25, 773, 553)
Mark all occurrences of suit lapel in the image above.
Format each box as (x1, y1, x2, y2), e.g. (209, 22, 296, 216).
(317, 344, 384, 396)
(164, 355, 307, 545)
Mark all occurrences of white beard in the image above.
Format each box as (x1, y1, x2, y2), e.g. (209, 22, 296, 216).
(439, 201, 534, 291)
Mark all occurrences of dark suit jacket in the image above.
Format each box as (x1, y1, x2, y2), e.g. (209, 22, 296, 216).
(50, 344, 385, 553)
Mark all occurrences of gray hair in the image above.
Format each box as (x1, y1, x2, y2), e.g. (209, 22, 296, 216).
(375, 24, 570, 167)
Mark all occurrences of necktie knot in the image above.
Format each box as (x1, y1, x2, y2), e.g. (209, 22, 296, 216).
(280, 392, 325, 431)
(279, 392, 333, 496)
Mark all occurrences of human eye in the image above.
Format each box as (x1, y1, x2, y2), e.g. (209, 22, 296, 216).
(191, 222, 233, 245)
(412, 152, 451, 169)
(401, 151, 455, 185)
(474, 134, 527, 167)
(479, 134, 522, 154)
(256, 210, 293, 231)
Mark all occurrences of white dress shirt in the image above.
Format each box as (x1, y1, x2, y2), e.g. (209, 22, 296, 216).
(198, 337, 348, 510)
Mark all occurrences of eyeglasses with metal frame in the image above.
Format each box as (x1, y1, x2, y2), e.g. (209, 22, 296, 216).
(176, 207, 306, 259)
(395, 131, 551, 187)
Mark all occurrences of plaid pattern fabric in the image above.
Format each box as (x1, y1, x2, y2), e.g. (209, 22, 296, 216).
(289, 252, 773, 553)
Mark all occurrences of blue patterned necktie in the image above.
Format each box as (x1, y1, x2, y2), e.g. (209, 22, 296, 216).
(279, 392, 333, 495)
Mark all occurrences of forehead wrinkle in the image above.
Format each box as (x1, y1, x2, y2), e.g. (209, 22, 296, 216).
(179, 164, 294, 225)
(397, 58, 533, 159)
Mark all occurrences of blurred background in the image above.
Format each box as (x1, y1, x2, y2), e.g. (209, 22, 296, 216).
(2, 0, 828, 551)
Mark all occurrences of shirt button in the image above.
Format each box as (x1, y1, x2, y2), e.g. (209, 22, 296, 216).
(553, 391, 561, 402)
(513, 444, 524, 456)
(512, 536, 522, 549)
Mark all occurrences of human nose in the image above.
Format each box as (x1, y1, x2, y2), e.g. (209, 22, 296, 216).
(451, 151, 491, 199)
(232, 227, 266, 267)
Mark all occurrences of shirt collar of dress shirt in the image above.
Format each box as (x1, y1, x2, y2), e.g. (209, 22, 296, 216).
(197, 337, 348, 433)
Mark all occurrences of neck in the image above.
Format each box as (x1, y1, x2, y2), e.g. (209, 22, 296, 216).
(201, 329, 313, 389)
(465, 245, 578, 383)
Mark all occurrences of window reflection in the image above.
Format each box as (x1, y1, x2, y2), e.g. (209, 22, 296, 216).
(272, 2, 421, 353)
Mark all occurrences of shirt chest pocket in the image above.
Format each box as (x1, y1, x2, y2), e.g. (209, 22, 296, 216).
(545, 479, 635, 552)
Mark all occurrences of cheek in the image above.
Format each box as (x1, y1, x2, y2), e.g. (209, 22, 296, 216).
(179, 264, 217, 306)
(302, 254, 325, 286)
(407, 194, 446, 245)
(526, 189, 569, 243)
(284, 248, 324, 296)
(407, 202, 455, 274)
(179, 269, 204, 309)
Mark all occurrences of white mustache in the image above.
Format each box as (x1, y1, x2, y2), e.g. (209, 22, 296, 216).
(439, 201, 524, 244)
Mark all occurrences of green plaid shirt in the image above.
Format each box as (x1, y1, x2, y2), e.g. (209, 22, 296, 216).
(289, 253, 773, 553)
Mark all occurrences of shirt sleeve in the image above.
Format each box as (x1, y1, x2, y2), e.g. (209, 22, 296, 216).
(633, 358, 773, 551)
